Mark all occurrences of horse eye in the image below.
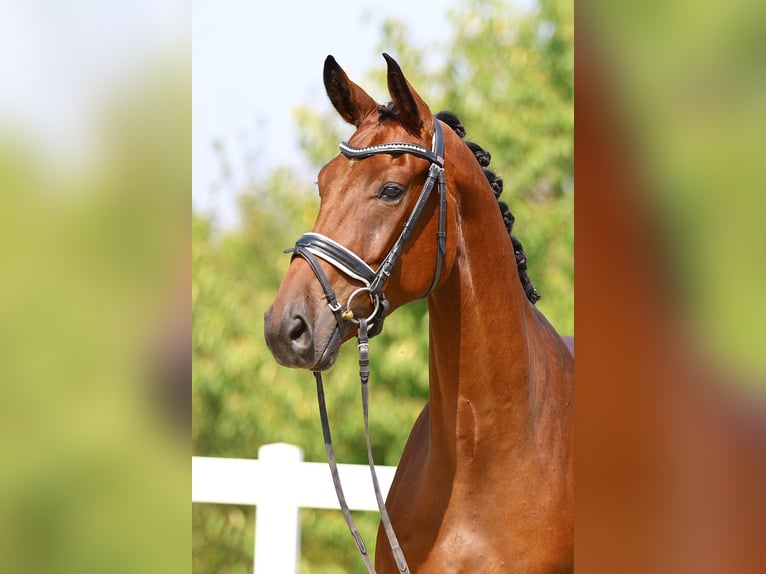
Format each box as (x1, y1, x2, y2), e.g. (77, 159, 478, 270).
(377, 184, 404, 201)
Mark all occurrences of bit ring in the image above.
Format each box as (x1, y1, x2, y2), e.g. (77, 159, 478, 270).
(343, 287, 380, 324)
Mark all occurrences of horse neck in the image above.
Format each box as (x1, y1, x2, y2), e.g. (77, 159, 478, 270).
(425, 172, 565, 469)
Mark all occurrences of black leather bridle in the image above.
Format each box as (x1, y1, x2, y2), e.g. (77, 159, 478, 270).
(284, 119, 447, 574)
(288, 119, 446, 338)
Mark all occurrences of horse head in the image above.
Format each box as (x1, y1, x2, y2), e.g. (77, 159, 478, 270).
(264, 54, 459, 371)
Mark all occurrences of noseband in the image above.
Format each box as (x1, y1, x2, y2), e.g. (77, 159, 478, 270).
(288, 119, 446, 337)
(283, 119, 447, 574)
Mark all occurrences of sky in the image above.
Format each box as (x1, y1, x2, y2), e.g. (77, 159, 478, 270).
(192, 0, 455, 228)
(0, 0, 187, 173)
(0, 0, 456, 229)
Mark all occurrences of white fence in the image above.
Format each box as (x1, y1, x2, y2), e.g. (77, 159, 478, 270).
(192, 442, 396, 574)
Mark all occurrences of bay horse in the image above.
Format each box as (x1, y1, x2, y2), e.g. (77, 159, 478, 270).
(264, 54, 573, 573)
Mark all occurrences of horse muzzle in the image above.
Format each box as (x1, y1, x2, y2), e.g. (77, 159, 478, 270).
(264, 299, 343, 371)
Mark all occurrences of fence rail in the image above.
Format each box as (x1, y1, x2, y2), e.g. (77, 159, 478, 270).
(192, 442, 396, 574)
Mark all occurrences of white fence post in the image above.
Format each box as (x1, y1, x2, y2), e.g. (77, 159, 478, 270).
(192, 444, 397, 573)
(253, 443, 304, 574)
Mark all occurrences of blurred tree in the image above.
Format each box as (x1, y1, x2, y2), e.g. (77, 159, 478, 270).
(193, 0, 573, 572)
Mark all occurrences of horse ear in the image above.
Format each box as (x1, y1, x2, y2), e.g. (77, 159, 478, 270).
(383, 53, 432, 137)
(323, 55, 378, 127)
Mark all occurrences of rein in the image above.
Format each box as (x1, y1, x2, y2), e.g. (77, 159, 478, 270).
(286, 119, 447, 574)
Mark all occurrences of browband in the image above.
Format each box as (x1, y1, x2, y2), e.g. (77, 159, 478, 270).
(339, 141, 444, 167)
(339, 121, 445, 167)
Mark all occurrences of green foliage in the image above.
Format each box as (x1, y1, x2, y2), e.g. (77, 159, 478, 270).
(0, 58, 190, 574)
(193, 0, 573, 571)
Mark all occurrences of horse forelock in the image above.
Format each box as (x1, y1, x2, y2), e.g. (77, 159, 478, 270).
(377, 101, 400, 122)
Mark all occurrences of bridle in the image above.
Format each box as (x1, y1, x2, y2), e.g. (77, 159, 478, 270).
(288, 118, 446, 338)
(284, 119, 447, 574)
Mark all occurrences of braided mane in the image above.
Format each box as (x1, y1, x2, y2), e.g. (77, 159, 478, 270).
(435, 111, 540, 304)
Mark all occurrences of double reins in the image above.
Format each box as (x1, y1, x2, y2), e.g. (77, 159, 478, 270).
(285, 119, 447, 574)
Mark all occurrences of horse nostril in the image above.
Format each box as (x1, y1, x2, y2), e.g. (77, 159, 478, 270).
(264, 306, 315, 368)
(289, 315, 308, 342)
